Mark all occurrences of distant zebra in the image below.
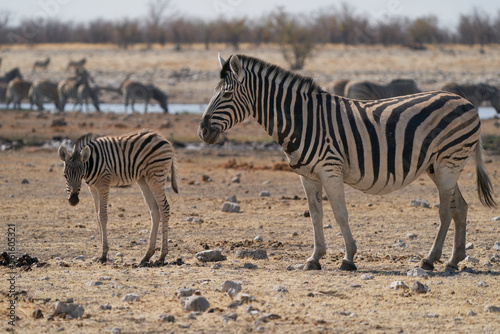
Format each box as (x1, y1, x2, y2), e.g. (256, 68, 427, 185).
(198, 54, 496, 272)
(328, 79, 349, 96)
(6, 78, 32, 109)
(441, 83, 500, 114)
(58, 129, 178, 265)
(29, 79, 60, 110)
(0, 67, 22, 84)
(346, 79, 421, 100)
(58, 69, 100, 112)
(0, 82, 7, 102)
(32, 57, 50, 72)
(121, 80, 169, 113)
(66, 58, 86, 71)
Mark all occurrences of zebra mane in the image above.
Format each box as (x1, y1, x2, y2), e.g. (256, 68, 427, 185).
(220, 55, 323, 94)
(74, 133, 94, 153)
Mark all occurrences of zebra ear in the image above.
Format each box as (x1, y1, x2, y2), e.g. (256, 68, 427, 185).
(229, 55, 243, 82)
(218, 52, 226, 69)
(58, 145, 71, 162)
(80, 146, 91, 163)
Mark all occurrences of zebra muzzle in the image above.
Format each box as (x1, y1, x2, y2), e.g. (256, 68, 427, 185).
(68, 193, 80, 206)
(198, 121, 220, 144)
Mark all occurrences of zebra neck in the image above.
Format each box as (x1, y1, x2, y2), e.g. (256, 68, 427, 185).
(249, 73, 317, 150)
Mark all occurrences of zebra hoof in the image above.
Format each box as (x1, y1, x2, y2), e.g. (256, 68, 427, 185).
(444, 261, 458, 270)
(98, 257, 107, 264)
(420, 259, 434, 271)
(339, 260, 357, 271)
(304, 260, 322, 270)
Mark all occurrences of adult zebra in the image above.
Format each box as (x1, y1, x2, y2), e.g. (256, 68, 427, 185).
(198, 54, 496, 271)
(58, 129, 178, 265)
(441, 83, 500, 114)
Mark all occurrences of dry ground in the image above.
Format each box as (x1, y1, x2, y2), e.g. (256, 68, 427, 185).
(0, 109, 499, 333)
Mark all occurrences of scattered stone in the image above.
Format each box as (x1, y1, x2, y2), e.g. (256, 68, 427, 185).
(390, 281, 408, 290)
(235, 249, 268, 260)
(494, 241, 500, 251)
(483, 262, 493, 267)
(465, 242, 474, 250)
(72, 255, 85, 261)
(259, 191, 270, 197)
(211, 263, 222, 269)
(226, 195, 237, 203)
(272, 285, 288, 293)
(294, 264, 304, 270)
(411, 281, 429, 294)
(466, 310, 477, 317)
(181, 295, 210, 312)
(324, 224, 332, 229)
(98, 276, 112, 281)
(406, 233, 417, 240)
(256, 313, 281, 323)
(160, 314, 175, 322)
(243, 263, 257, 269)
(121, 293, 140, 302)
(222, 202, 240, 213)
(231, 176, 240, 183)
(111, 327, 121, 333)
(485, 305, 500, 313)
(464, 256, 479, 264)
(222, 313, 237, 322)
(410, 198, 430, 208)
(360, 274, 374, 280)
(175, 288, 197, 299)
(196, 249, 226, 262)
(86, 281, 103, 286)
(392, 240, 407, 248)
(187, 312, 197, 320)
(476, 280, 489, 287)
(239, 294, 255, 303)
(490, 255, 500, 263)
(254, 236, 263, 242)
(183, 216, 204, 224)
(99, 303, 112, 310)
(21, 178, 29, 184)
(425, 313, 439, 318)
(407, 267, 429, 278)
(32, 309, 43, 319)
(227, 300, 244, 309)
(179, 324, 190, 329)
(51, 118, 67, 127)
(221, 281, 242, 298)
(492, 217, 500, 221)
(350, 283, 362, 288)
(52, 301, 84, 319)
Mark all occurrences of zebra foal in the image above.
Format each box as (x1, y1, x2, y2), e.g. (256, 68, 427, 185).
(198, 54, 496, 271)
(58, 129, 178, 265)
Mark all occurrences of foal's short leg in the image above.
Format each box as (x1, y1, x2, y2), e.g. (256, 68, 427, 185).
(138, 178, 160, 265)
(94, 183, 111, 263)
(421, 167, 460, 270)
(146, 176, 171, 265)
(323, 176, 357, 271)
(301, 176, 325, 270)
(446, 186, 468, 269)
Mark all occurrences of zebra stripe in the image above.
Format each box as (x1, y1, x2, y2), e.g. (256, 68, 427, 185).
(58, 129, 178, 265)
(198, 54, 496, 272)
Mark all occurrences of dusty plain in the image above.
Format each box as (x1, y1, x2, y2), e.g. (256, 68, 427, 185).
(0, 44, 500, 333)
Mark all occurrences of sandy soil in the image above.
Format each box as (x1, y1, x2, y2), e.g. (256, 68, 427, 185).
(0, 109, 499, 333)
(0, 44, 499, 333)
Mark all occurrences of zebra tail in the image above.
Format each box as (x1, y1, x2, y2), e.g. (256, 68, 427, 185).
(170, 155, 178, 194)
(475, 138, 496, 208)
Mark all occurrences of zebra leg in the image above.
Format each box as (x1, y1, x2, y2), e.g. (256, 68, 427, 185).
(421, 168, 460, 270)
(445, 186, 468, 269)
(145, 176, 171, 265)
(322, 177, 357, 271)
(89, 186, 109, 263)
(144, 98, 149, 114)
(137, 178, 161, 265)
(95, 185, 110, 263)
(300, 176, 325, 270)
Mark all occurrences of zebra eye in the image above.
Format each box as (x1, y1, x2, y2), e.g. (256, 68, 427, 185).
(222, 91, 233, 99)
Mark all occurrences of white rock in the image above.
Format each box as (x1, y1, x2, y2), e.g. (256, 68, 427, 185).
(183, 216, 204, 224)
(272, 285, 288, 293)
(485, 305, 500, 313)
(494, 241, 500, 251)
(175, 287, 196, 299)
(52, 301, 84, 318)
(86, 281, 103, 286)
(411, 198, 430, 208)
(465, 242, 474, 250)
(254, 236, 263, 242)
(72, 255, 85, 261)
(226, 195, 237, 203)
(222, 280, 242, 297)
(222, 202, 240, 213)
(464, 256, 479, 264)
(159, 313, 175, 322)
(259, 191, 270, 197)
(476, 280, 489, 287)
(492, 216, 500, 221)
(406, 233, 417, 240)
(122, 293, 140, 302)
(196, 249, 226, 262)
(181, 295, 210, 312)
(466, 310, 477, 317)
(360, 274, 374, 280)
(390, 281, 408, 290)
(407, 267, 429, 278)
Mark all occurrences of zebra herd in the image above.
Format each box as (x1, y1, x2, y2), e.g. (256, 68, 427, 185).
(61, 53, 496, 271)
(0, 61, 169, 113)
